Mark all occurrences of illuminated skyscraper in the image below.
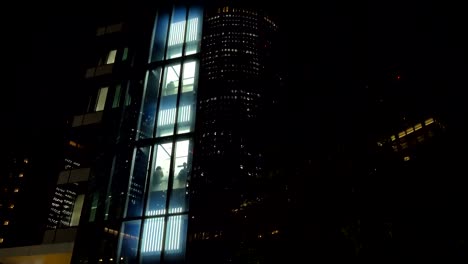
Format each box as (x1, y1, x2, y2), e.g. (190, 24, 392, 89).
(187, 6, 284, 263)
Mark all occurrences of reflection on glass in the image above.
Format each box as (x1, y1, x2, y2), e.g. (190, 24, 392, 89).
(118, 220, 141, 264)
(104, 153, 132, 221)
(169, 140, 192, 212)
(177, 61, 198, 134)
(156, 64, 180, 137)
(184, 6, 203, 56)
(112, 84, 121, 108)
(150, 11, 170, 62)
(125, 147, 150, 218)
(146, 142, 172, 215)
(166, 7, 187, 59)
(138, 68, 162, 140)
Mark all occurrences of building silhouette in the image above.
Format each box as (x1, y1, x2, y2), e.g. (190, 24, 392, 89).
(0, 152, 30, 248)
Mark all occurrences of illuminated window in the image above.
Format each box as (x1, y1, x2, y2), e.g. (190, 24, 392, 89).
(19, 173, 24, 178)
(425, 118, 434, 126)
(168, 20, 187, 47)
(9, 204, 14, 209)
(182, 61, 197, 93)
(24, 158, 29, 164)
(163, 64, 181, 96)
(3, 220, 9, 225)
(398, 131, 406, 138)
(14, 188, 19, 193)
(95, 87, 108, 111)
(403, 156, 410, 161)
(158, 106, 192, 126)
(106, 50, 117, 64)
(166, 7, 187, 59)
(141, 210, 186, 253)
(406, 127, 414, 135)
(70, 194, 85, 226)
(0, 238, 3, 243)
(390, 135, 396, 141)
(414, 123, 422, 131)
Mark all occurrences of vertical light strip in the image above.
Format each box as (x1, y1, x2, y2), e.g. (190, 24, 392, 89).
(159, 217, 165, 251)
(149, 218, 155, 252)
(186, 18, 198, 42)
(171, 215, 177, 250)
(141, 208, 184, 253)
(179, 106, 187, 122)
(191, 18, 196, 41)
(155, 218, 161, 251)
(179, 106, 185, 123)
(187, 19, 193, 42)
(180, 22, 185, 45)
(159, 106, 193, 126)
(151, 218, 158, 252)
(170, 108, 175, 124)
(158, 111, 163, 126)
(169, 21, 187, 46)
(154, 217, 161, 251)
(187, 105, 192, 121)
(167, 18, 200, 46)
(172, 215, 177, 251)
(142, 221, 148, 252)
(149, 221, 154, 252)
(168, 216, 173, 250)
(175, 208, 181, 251)
(174, 23, 179, 46)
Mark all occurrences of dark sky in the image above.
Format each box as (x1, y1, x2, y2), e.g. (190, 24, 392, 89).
(3, 0, 466, 147)
(2, 3, 466, 167)
(3, 0, 466, 191)
(2, 2, 103, 243)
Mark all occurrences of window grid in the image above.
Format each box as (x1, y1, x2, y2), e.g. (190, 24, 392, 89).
(121, 5, 202, 263)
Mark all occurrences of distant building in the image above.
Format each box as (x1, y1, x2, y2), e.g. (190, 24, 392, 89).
(0, 152, 30, 248)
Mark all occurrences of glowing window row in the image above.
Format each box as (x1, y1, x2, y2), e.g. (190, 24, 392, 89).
(390, 118, 435, 141)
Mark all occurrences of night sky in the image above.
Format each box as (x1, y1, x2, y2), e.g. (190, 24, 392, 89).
(4, 2, 466, 154)
(2, 0, 468, 251)
(3, 1, 104, 245)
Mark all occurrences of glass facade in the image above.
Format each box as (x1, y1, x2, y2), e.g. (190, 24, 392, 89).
(114, 5, 203, 263)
